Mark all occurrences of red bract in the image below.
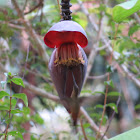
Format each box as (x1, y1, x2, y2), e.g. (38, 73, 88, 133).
(44, 21, 88, 48)
(44, 20, 88, 125)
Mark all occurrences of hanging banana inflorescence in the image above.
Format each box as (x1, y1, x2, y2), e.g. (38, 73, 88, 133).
(44, 0, 88, 126)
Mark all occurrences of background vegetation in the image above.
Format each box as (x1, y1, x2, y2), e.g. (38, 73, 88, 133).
(0, 0, 140, 140)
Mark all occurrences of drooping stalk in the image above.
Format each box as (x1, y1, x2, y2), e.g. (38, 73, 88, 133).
(60, 0, 72, 20)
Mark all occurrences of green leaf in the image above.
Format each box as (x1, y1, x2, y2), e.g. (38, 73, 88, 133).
(13, 93, 28, 107)
(95, 104, 104, 109)
(92, 91, 105, 95)
(104, 80, 114, 88)
(0, 106, 9, 110)
(0, 133, 4, 136)
(32, 114, 44, 124)
(22, 107, 30, 115)
(11, 78, 25, 87)
(113, 0, 140, 23)
(0, 91, 9, 99)
(87, 136, 96, 140)
(11, 109, 23, 114)
(108, 127, 140, 140)
(108, 92, 121, 97)
(83, 123, 90, 129)
(106, 103, 118, 113)
(81, 90, 92, 94)
(11, 99, 17, 109)
(7, 131, 23, 140)
(31, 135, 38, 140)
(128, 25, 140, 36)
(106, 65, 114, 72)
(135, 104, 140, 110)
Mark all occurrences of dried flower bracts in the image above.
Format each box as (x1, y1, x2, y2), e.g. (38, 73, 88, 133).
(54, 42, 85, 66)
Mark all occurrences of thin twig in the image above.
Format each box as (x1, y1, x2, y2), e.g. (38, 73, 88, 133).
(0, 21, 25, 30)
(80, 107, 108, 140)
(21, 67, 52, 84)
(121, 64, 140, 87)
(24, 81, 60, 103)
(22, 0, 28, 11)
(96, 42, 111, 51)
(117, 64, 136, 118)
(80, 118, 88, 140)
(84, 7, 104, 85)
(101, 96, 121, 140)
(133, 13, 140, 24)
(24, 0, 43, 15)
(19, 45, 30, 93)
(11, 0, 49, 66)
(4, 82, 12, 140)
(88, 73, 109, 80)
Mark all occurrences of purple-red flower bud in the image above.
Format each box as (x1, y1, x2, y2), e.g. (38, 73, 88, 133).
(44, 20, 88, 125)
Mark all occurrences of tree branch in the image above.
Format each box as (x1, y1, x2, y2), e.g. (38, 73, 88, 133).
(88, 73, 109, 80)
(101, 96, 121, 140)
(24, 81, 60, 103)
(134, 13, 140, 24)
(77, 0, 140, 88)
(80, 107, 108, 140)
(117, 64, 136, 118)
(0, 21, 25, 30)
(24, 0, 43, 15)
(11, 0, 49, 66)
(84, 11, 104, 84)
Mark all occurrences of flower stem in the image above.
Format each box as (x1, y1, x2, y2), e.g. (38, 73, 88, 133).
(4, 82, 12, 140)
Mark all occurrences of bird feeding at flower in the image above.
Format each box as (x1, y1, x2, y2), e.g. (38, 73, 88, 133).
(44, 0, 88, 126)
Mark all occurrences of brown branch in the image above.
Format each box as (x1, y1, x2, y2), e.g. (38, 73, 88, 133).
(23, 67, 52, 84)
(133, 13, 140, 24)
(24, 0, 43, 15)
(96, 42, 111, 51)
(117, 64, 136, 118)
(11, 0, 49, 66)
(22, 0, 28, 11)
(80, 118, 88, 140)
(0, 21, 25, 30)
(84, 3, 105, 85)
(88, 73, 109, 80)
(24, 81, 60, 103)
(101, 96, 121, 140)
(96, 73, 110, 140)
(80, 107, 108, 140)
(121, 64, 140, 88)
